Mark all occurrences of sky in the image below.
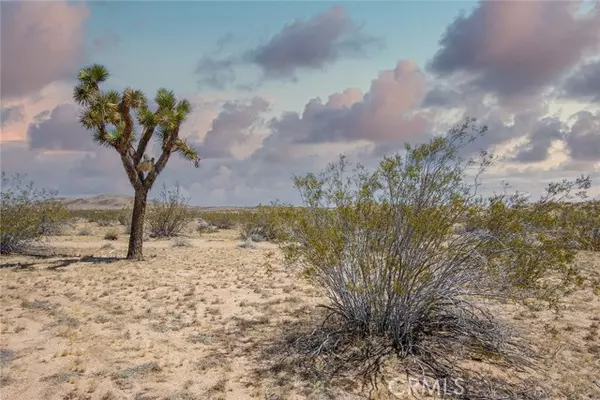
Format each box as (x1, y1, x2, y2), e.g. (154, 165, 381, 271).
(1, 0, 600, 206)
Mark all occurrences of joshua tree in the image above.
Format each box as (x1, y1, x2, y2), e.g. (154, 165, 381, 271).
(74, 64, 200, 260)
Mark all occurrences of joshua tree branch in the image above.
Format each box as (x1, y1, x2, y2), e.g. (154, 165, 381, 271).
(120, 153, 143, 191)
(134, 122, 157, 165)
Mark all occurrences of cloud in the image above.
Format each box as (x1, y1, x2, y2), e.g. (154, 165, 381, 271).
(195, 5, 381, 89)
(428, 1, 600, 99)
(245, 5, 381, 80)
(512, 117, 564, 163)
(565, 110, 600, 161)
(196, 57, 237, 90)
(1, 106, 24, 128)
(27, 104, 93, 151)
(0, 82, 75, 143)
(266, 60, 429, 146)
(421, 86, 464, 108)
(197, 97, 270, 159)
(562, 59, 600, 102)
(0, 1, 89, 100)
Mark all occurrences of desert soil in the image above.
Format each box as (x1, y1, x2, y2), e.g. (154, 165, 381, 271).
(1, 220, 599, 399)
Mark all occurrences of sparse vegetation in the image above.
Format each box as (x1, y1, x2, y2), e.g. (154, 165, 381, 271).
(0, 172, 68, 254)
(69, 209, 122, 224)
(239, 205, 283, 242)
(567, 200, 600, 251)
(1, 119, 599, 399)
(274, 118, 592, 395)
(104, 230, 119, 241)
(146, 183, 195, 238)
(118, 206, 133, 232)
(78, 228, 93, 236)
(197, 220, 218, 234)
(199, 212, 240, 230)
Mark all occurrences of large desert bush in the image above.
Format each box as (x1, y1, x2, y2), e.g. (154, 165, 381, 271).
(146, 183, 194, 238)
(279, 118, 590, 358)
(1, 173, 68, 254)
(565, 200, 600, 251)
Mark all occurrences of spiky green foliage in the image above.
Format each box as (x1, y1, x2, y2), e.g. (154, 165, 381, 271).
(74, 64, 200, 191)
(1, 173, 68, 254)
(74, 64, 202, 259)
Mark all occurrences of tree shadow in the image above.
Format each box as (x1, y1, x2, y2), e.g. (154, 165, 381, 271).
(1, 255, 123, 271)
(79, 256, 122, 264)
(251, 310, 548, 400)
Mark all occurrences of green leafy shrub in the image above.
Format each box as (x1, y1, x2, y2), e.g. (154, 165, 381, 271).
(278, 118, 590, 357)
(146, 183, 194, 238)
(1, 173, 68, 254)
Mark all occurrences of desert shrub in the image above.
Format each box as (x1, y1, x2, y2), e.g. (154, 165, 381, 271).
(38, 212, 69, 236)
(146, 183, 194, 238)
(199, 212, 239, 229)
(78, 228, 93, 236)
(118, 206, 133, 233)
(197, 219, 217, 234)
(566, 200, 600, 251)
(1, 173, 68, 254)
(104, 230, 119, 240)
(96, 219, 113, 227)
(278, 118, 590, 357)
(239, 205, 283, 242)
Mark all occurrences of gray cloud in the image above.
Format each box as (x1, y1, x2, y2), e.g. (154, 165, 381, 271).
(565, 110, 600, 161)
(512, 117, 564, 163)
(1, 105, 24, 128)
(195, 56, 237, 90)
(245, 5, 381, 80)
(197, 97, 270, 159)
(562, 59, 600, 102)
(195, 5, 382, 89)
(421, 86, 463, 108)
(27, 104, 93, 151)
(428, 1, 600, 99)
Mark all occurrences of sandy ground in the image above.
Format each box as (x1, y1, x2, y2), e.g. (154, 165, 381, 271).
(1, 221, 599, 399)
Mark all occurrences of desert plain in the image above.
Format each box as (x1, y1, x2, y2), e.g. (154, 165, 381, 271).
(0, 216, 599, 400)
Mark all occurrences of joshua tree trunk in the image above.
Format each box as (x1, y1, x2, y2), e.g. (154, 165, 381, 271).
(127, 188, 149, 260)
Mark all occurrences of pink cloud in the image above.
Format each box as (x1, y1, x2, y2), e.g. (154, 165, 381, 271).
(429, 1, 600, 98)
(0, 1, 89, 100)
(267, 59, 430, 145)
(0, 83, 73, 143)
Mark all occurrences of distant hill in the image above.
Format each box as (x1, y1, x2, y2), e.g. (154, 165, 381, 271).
(54, 195, 134, 210)
(54, 194, 254, 212)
